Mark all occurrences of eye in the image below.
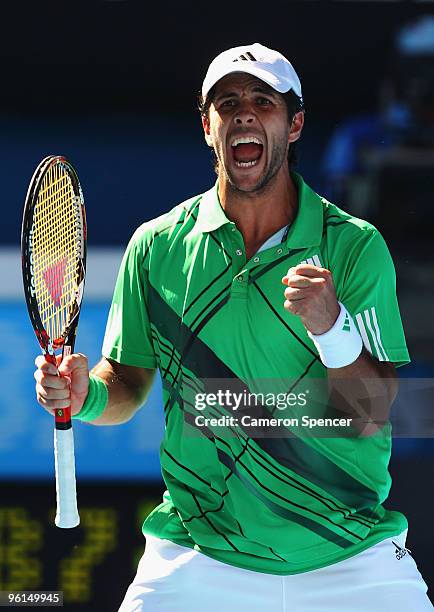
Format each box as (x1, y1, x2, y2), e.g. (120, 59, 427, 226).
(220, 99, 236, 109)
(257, 97, 272, 106)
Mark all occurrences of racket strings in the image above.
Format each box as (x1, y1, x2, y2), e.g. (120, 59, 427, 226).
(32, 163, 81, 343)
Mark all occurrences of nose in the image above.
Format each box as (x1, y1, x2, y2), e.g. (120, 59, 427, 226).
(233, 101, 256, 125)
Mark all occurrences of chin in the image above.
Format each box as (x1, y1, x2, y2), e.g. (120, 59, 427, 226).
(229, 171, 274, 194)
(228, 177, 261, 193)
(234, 181, 264, 193)
(225, 166, 266, 193)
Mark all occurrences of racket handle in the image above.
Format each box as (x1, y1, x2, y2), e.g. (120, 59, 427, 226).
(54, 426, 80, 528)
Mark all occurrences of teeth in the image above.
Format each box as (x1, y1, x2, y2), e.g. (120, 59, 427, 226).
(235, 160, 258, 168)
(231, 136, 262, 147)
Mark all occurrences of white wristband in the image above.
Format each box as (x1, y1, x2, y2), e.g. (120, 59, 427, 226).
(307, 302, 363, 368)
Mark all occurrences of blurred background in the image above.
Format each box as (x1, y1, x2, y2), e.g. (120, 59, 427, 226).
(0, 0, 433, 609)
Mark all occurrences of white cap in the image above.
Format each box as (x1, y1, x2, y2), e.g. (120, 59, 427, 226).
(202, 42, 302, 100)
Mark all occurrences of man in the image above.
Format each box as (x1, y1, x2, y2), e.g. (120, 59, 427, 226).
(34, 43, 432, 610)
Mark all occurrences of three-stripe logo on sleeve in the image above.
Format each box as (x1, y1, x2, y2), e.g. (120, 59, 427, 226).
(355, 307, 389, 361)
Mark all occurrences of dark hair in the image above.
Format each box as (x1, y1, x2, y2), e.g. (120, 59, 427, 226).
(197, 84, 305, 169)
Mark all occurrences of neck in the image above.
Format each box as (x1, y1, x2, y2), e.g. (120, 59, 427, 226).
(218, 168, 298, 259)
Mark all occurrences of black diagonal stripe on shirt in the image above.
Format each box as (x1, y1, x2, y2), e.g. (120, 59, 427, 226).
(152, 330, 204, 396)
(214, 433, 372, 531)
(183, 263, 231, 318)
(219, 446, 363, 541)
(163, 387, 377, 545)
(163, 449, 223, 497)
(155, 288, 230, 421)
(269, 547, 286, 562)
(183, 293, 231, 359)
(239, 437, 377, 527)
(163, 274, 231, 382)
(169, 382, 372, 538)
(151, 332, 181, 386)
(148, 284, 379, 508)
(162, 376, 183, 424)
(182, 408, 351, 534)
(248, 249, 306, 284)
(166, 403, 362, 554)
(188, 284, 232, 332)
(184, 484, 240, 551)
(181, 406, 373, 531)
(182, 495, 227, 524)
(217, 449, 356, 548)
(252, 281, 319, 359)
(269, 357, 318, 417)
(162, 371, 206, 424)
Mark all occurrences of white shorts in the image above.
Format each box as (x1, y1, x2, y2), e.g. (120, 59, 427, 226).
(118, 531, 432, 612)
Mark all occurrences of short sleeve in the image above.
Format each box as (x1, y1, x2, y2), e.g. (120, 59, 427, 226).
(337, 229, 410, 367)
(102, 229, 157, 369)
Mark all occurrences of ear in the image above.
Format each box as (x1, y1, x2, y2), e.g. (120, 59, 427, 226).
(288, 111, 305, 144)
(202, 115, 214, 147)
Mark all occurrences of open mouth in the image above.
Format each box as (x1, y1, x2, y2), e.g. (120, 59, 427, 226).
(231, 136, 264, 168)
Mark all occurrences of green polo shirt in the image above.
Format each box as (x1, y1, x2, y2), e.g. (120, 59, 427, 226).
(102, 172, 410, 575)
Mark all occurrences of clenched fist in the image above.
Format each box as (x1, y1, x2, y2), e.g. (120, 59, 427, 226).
(282, 264, 340, 335)
(34, 353, 90, 417)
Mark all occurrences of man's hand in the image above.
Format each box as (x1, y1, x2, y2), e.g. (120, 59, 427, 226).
(34, 353, 89, 417)
(282, 264, 340, 335)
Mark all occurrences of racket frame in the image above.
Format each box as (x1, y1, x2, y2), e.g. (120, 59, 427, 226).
(21, 155, 87, 528)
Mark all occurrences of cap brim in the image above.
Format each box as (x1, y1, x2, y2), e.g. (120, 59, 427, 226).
(202, 65, 300, 98)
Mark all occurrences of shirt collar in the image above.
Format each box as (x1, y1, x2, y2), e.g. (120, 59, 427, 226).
(285, 172, 323, 248)
(194, 182, 230, 234)
(194, 172, 323, 248)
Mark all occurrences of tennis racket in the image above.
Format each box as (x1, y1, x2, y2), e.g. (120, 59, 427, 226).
(21, 155, 87, 528)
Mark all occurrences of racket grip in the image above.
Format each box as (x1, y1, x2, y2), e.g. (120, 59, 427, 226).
(54, 427, 80, 528)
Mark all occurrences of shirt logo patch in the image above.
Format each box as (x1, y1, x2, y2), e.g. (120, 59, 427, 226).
(299, 254, 323, 268)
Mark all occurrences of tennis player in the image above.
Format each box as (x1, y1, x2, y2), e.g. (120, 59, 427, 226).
(34, 43, 432, 611)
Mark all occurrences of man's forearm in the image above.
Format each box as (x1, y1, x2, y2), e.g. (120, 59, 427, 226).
(89, 358, 156, 425)
(327, 348, 398, 436)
